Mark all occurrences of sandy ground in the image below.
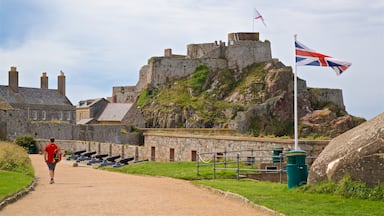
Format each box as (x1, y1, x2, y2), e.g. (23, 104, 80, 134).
(1, 154, 277, 216)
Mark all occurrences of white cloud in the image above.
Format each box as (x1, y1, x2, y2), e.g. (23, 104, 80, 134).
(0, 0, 383, 118)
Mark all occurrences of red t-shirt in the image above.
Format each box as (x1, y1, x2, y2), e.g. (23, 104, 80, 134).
(45, 143, 58, 163)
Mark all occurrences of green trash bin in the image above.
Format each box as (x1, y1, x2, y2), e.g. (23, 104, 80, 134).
(272, 146, 284, 163)
(28, 143, 37, 154)
(285, 150, 308, 189)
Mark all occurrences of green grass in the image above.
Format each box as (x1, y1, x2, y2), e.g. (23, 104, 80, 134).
(103, 161, 240, 180)
(197, 179, 383, 216)
(0, 141, 35, 202)
(0, 170, 34, 200)
(104, 161, 384, 216)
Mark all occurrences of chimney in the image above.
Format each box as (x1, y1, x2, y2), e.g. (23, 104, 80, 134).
(8, 66, 19, 93)
(40, 72, 48, 89)
(57, 71, 66, 96)
(164, 48, 172, 57)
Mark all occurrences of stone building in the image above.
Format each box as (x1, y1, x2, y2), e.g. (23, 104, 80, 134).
(76, 98, 109, 124)
(97, 103, 145, 127)
(0, 67, 75, 140)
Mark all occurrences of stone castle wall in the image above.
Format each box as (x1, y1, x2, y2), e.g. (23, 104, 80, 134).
(144, 132, 328, 162)
(226, 40, 271, 71)
(186, 42, 220, 59)
(112, 86, 137, 103)
(308, 88, 345, 110)
(130, 32, 272, 93)
(5, 121, 142, 145)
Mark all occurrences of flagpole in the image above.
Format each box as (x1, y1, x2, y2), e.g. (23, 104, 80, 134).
(252, 16, 254, 32)
(294, 34, 298, 150)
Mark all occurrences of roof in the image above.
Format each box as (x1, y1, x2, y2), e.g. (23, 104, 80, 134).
(76, 118, 94, 125)
(97, 103, 132, 122)
(77, 98, 107, 108)
(0, 86, 74, 109)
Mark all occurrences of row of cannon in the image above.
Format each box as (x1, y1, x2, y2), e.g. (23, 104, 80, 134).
(66, 150, 148, 167)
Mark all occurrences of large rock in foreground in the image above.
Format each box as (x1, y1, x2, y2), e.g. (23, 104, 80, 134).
(308, 113, 384, 187)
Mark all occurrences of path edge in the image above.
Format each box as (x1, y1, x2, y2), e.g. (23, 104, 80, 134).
(0, 177, 37, 211)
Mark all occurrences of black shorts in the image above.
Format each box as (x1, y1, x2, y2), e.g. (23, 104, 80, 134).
(46, 162, 56, 171)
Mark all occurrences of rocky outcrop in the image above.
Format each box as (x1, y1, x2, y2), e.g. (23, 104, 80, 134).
(308, 112, 384, 187)
(140, 58, 364, 138)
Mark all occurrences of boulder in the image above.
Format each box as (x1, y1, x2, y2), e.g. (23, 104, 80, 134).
(308, 113, 384, 187)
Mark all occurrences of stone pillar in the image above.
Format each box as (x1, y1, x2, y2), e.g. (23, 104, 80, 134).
(40, 72, 48, 89)
(57, 71, 66, 96)
(164, 48, 172, 57)
(8, 66, 19, 93)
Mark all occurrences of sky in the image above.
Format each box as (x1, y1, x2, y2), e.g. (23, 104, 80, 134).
(0, 0, 383, 120)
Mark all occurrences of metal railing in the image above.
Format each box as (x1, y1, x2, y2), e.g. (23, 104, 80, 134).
(196, 149, 286, 182)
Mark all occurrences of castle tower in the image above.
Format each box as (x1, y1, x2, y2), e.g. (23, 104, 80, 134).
(40, 72, 48, 89)
(227, 32, 259, 45)
(57, 71, 66, 96)
(8, 66, 19, 93)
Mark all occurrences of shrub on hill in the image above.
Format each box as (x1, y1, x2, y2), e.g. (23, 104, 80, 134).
(0, 141, 34, 177)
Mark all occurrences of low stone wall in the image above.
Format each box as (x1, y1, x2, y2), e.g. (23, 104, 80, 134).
(143, 132, 329, 162)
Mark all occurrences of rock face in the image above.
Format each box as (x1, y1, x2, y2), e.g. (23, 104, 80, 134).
(141, 59, 364, 138)
(308, 112, 384, 187)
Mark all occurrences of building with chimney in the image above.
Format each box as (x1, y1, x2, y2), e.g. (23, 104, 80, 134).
(0, 67, 75, 140)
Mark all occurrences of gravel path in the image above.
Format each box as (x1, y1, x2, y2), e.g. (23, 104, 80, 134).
(1, 155, 277, 216)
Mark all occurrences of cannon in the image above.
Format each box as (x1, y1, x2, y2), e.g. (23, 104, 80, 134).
(86, 154, 108, 165)
(112, 157, 135, 168)
(76, 151, 97, 162)
(66, 150, 86, 161)
(99, 155, 121, 167)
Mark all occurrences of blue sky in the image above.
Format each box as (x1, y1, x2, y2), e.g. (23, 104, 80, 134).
(0, 0, 383, 120)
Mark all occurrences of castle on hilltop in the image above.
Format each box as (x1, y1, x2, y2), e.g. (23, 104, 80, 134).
(112, 32, 272, 103)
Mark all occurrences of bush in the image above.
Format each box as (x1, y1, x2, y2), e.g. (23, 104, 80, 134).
(0, 141, 34, 177)
(189, 65, 210, 93)
(299, 176, 384, 201)
(15, 135, 36, 151)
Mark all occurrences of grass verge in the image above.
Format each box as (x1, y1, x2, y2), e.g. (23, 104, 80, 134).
(104, 161, 384, 216)
(0, 170, 34, 201)
(0, 141, 35, 202)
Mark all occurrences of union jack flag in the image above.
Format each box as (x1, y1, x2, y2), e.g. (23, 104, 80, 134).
(295, 40, 351, 75)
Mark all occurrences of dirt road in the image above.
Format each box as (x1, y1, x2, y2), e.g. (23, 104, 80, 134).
(1, 155, 277, 216)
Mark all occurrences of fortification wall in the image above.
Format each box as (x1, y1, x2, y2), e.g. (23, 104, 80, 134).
(135, 65, 150, 92)
(112, 86, 137, 103)
(144, 132, 328, 162)
(226, 40, 272, 71)
(4, 121, 142, 145)
(74, 124, 141, 144)
(149, 57, 227, 88)
(1, 110, 29, 140)
(308, 88, 345, 110)
(186, 42, 220, 59)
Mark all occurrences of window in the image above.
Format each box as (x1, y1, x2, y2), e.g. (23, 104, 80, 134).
(59, 112, 63, 120)
(67, 112, 71, 121)
(42, 111, 46, 120)
(33, 111, 37, 120)
(169, 148, 175, 162)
